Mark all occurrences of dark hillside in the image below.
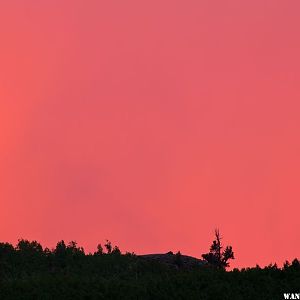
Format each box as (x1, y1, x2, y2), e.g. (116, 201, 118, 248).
(0, 240, 299, 300)
(140, 252, 206, 269)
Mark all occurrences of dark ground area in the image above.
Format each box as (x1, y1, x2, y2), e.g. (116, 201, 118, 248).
(0, 240, 299, 300)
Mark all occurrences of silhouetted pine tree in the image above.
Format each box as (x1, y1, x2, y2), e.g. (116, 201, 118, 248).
(202, 229, 234, 269)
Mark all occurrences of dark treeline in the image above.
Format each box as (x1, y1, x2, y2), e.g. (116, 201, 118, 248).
(0, 238, 299, 300)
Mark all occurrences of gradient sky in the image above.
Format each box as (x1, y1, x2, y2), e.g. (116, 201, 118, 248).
(1, 0, 300, 268)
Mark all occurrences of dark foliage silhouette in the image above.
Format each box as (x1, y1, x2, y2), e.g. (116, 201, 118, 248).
(0, 238, 299, 299)
(104, 239, 112, 254)
(95, 243, 104, 255)
(202, 229, 235, 269)
(174, 251, 183, 268)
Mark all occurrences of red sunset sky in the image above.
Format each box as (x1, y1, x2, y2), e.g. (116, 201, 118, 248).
(1, 0, 300, 268)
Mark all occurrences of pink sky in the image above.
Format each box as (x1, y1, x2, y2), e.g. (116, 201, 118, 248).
(1, 0, 300, 268)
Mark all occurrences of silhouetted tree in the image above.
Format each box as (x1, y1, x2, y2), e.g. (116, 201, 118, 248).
(95, 243, 104, 255)
(0, 242, 14, 256)
(16, 239, 43, 254)
(104, 240, 112, 254)
(291, 258, 300, 270)
(202, 229, 234, 269)
(283, 260, 290, 270)
(54, 240, 67, 256)
(112, 245, 121, 255)
(67, 241, 85, 256)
